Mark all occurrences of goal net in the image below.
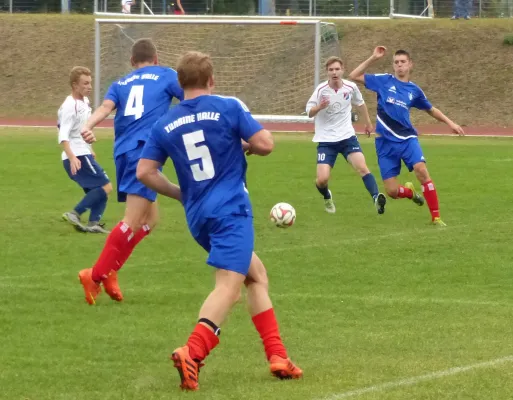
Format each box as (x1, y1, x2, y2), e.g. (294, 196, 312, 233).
(94, 18, 342, 122)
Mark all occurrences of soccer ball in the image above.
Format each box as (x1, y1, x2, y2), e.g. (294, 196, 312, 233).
(270, 202, 296, 228)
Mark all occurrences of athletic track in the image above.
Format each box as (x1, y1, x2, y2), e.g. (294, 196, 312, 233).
(1, 118, 513, 137)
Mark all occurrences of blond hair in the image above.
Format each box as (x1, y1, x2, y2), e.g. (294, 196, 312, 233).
(177, 51, 213, 90)
(325, 56, 344, 69)
(69, 66, 91, 87)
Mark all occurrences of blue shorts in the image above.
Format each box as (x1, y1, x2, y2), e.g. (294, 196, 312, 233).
(115, 142, 158, 203)
(375, 136, 426, 180)
(63, 154, 110, 190)
(317, 135, 363, 168)
(193, 215, 254, 276)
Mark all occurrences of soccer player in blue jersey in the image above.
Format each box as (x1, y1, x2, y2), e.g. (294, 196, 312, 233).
(136, 51, 303, 391)
(349, 46, 464, 226)
(78, 38, 184, 305)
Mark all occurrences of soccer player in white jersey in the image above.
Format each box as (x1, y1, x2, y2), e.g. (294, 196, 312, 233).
(58, 66, 112, 233)
(306, 56, 386, 215)
(121, 0, 134, 13)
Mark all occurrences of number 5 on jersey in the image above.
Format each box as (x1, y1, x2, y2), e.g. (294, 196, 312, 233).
(183, 130, 215, 182)
(125, 85, 144, 120)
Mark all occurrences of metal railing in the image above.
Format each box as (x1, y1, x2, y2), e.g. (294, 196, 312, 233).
(1, 0, 511, 17)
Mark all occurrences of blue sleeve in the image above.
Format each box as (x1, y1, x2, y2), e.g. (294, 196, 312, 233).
(234, 100, 263, 142)
(104, 83, 119, 107)
(140, 125, 168, 165)
(364, 73, 387, 92)
(411, 87, 433, 110)
(166, 72, 184, 101)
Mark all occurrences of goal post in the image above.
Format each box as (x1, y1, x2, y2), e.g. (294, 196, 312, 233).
(94, 18, 343, 123)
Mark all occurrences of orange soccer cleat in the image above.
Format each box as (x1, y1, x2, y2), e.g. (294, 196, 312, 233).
(78, 268, 101, 305)
(269, 355, 303, 380)
(170, 346, 203, 391)
(102, 270, 123, 302)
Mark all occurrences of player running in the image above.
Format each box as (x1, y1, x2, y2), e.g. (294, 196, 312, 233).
(78, 38, 184, 305)
(136, 51, 303, 391)
(58, 66, 113, 234)
(348, 46, 465, 226)
(306, 56, 386, 215)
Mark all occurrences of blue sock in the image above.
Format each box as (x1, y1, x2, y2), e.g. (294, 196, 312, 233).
(316, 184, 331, 199)
(362, 173, 379, 199)
(88, 188, 108, 223)
(73, 187, 106, 217)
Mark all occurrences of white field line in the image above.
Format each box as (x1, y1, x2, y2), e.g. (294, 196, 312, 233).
(1, 219, 511, 283)
(319, 355, 513, 400)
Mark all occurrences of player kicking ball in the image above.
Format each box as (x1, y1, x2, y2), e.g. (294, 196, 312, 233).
(136, 51, 303, 391)
(58, 66, 112, 233)
(349, 46, 465, 226)
(306, 56, 386, 215)
(78, 38, 184, 304)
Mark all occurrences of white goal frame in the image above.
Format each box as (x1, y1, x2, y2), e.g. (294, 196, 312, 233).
(94, 18, 323, 123)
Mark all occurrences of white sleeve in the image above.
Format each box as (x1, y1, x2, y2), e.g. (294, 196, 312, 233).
(351, 85, 365, 106)
(305, 88, 319, 115)
(58, 105, 75, 144)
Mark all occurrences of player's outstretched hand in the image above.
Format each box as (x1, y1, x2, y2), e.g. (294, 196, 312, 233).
(81, 129, 96, 144)
(70, 156, 82, 176)
(373, 46, 387, 59)
(450, 122, 465, 136)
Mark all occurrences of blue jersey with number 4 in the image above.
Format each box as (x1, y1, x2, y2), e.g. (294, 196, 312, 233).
(364, 73, 432, 142)
(105, 65, 184, 158)
(141, 95, 263, 232)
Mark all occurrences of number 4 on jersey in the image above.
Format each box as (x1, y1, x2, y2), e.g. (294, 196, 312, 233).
(125, 85, 144, 120)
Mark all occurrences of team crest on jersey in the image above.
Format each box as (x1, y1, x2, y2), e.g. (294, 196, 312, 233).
(343, 91, 350, 100)
(408, 92, 413, 101)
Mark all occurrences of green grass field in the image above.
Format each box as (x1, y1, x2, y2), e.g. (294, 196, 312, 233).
(2, 128, 513, 400)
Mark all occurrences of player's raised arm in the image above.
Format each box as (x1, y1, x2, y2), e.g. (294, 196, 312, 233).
(348, 46, 387, 83)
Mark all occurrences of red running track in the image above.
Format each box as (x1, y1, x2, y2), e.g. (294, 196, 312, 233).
(1, 118, 512, 137)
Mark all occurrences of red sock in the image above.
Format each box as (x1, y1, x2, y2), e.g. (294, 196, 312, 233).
(422, 180, 440, 220)
(398, 186, 413, 199)
(91, 222, 134, 282)
(252, 308, 288, 360)
(118, 225, 151, 267)
(186, 323, 220, 362)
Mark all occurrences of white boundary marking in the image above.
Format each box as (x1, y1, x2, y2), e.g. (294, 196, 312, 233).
(320, 355, 513, 400)
(0, 219, 511, 283)
(1, 124, 513, 137)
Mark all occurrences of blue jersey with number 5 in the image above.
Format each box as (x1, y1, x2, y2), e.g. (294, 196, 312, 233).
(105, 65, 184, 158)
(141, 95, 263, 231)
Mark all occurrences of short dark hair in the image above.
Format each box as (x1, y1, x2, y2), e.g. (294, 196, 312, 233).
(394, 49, 411, 60)
(131, 38, 157, 64)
